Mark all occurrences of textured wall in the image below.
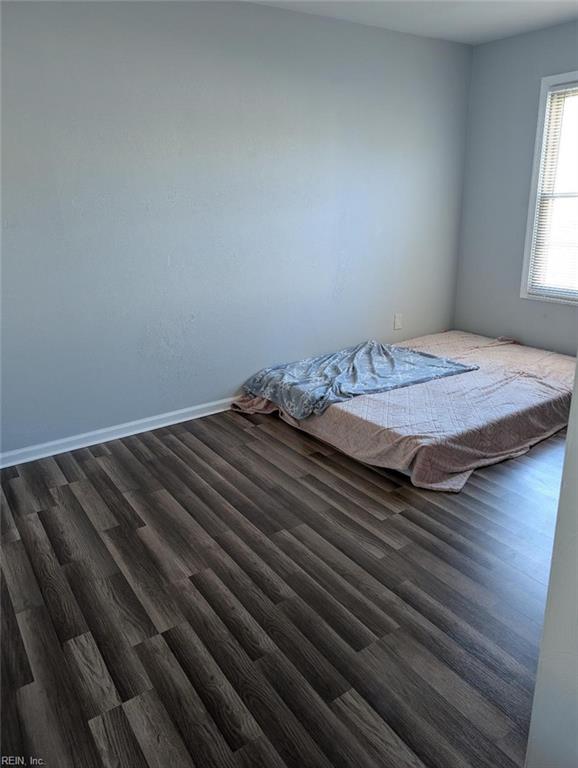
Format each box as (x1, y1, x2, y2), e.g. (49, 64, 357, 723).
(454, 22, 578, 356)
(1, 1, 470, 451)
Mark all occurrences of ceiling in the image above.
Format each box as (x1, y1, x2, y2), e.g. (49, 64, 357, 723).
(255, 1, 578, 44)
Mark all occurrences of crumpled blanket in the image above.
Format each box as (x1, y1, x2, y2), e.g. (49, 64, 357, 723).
(235, 331, 575, 491)
(241, 339, 478, 420)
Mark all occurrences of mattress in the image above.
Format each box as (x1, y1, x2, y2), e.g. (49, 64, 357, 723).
(235, 331, 576, 491)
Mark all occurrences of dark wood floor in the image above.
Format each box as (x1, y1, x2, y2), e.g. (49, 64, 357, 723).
(0, 411, 565, 768)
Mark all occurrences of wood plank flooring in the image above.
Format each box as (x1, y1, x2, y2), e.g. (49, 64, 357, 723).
(0, 411, 566, 768)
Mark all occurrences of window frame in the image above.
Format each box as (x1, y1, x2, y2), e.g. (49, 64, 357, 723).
(520, 70, 578, 305)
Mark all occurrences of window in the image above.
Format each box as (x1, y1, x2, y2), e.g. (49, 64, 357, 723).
(521, 71, 578, 304)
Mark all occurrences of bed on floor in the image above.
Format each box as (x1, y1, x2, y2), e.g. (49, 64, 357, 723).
(234, 331, 575, 492)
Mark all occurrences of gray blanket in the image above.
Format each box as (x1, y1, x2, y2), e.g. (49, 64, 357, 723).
(242, 339, 478, 420)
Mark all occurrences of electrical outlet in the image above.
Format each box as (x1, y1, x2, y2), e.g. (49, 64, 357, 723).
(393, 313, 403, 331)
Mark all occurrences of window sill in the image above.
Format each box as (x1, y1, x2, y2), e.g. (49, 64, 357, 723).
(520, 290, 578, 307)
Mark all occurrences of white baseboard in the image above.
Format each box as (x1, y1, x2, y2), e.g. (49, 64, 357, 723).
(0, 396, 235, 469)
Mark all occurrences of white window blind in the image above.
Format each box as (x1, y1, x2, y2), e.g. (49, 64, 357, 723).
(523, 78, 578, 304)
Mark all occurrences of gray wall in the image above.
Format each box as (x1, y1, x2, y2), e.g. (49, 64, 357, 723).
(454, 22, 578, 356)
(1, 1, 471, 452)
(525, 360, 578, 768)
